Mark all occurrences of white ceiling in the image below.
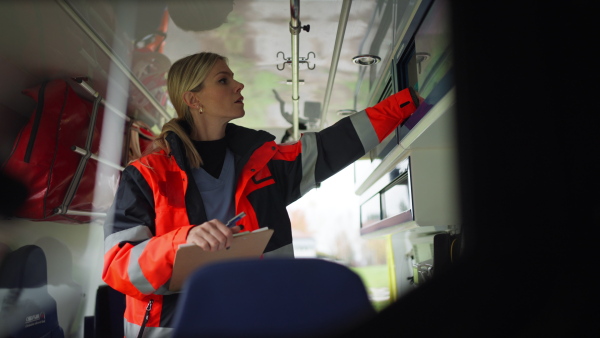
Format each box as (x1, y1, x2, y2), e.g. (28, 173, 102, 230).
(0, 0, 409, 140)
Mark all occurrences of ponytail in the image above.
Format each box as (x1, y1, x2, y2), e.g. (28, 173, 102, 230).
(154, 117, 203, 168)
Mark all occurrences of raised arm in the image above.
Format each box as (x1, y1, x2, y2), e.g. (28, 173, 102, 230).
(273, 87, 420, 203)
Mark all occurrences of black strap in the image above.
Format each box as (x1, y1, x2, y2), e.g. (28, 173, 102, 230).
(24, 81, 49, 163)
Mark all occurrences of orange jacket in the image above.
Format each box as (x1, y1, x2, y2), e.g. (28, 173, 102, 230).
(102, 88, 420, 336)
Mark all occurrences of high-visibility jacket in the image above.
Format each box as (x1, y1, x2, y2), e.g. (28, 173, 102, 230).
(102, 88, 419, 337)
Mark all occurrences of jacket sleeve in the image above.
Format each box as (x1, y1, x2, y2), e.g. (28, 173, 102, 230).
(274, 87, 420, 203)
(102, 165, 192, 299)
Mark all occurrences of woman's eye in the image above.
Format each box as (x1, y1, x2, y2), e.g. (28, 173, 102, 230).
(219, 78, 227, 84)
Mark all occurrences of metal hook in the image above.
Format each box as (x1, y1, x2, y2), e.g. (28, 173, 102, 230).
(277, 51, 290, 71)
(302, 52, 316, 70)
(276, 51, 316, 71)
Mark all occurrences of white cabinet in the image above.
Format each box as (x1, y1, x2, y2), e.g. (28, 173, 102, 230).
(356, 88, 459, 238)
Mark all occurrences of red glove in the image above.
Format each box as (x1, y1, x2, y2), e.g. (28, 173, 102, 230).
(364, 87, 421, 142)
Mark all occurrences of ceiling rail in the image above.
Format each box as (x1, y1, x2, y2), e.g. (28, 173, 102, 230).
(319, 0, 352, 130)
(55, 0, 171, 122)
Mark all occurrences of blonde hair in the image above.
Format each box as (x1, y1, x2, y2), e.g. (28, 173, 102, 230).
(154, 52, 228, 168)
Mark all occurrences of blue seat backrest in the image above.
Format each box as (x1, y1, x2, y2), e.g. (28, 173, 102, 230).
(0, 245, 64, 338)
(172, 258, 376, 338)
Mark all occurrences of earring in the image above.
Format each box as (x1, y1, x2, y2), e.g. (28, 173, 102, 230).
(200, 106, 203, 114)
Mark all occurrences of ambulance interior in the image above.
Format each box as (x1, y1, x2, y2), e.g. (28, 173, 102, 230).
(0, 0, 593, 337)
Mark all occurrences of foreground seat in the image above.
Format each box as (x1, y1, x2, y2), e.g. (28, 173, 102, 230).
(172, 258, 376, 338)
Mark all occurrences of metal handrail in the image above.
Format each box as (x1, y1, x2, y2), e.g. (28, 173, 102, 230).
(72, 77, 130, 122)
(72, 146, 124, 171)
(289, 0, 301, 140)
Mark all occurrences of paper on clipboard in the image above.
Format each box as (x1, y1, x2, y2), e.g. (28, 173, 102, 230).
(169, 228, 274, 291)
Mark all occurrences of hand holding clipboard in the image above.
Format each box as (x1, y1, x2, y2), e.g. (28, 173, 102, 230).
(170, 213, 273, 291)
(185, 213, 246, 251)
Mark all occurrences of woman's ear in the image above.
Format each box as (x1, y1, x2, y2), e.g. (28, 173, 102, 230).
(182, 91, 199, 108)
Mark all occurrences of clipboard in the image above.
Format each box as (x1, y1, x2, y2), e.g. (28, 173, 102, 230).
(169, 228, 274, 291)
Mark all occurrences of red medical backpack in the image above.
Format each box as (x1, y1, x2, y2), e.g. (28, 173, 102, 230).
(1, 79, 153, 223)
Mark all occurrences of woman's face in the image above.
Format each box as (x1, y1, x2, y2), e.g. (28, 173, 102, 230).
(194, 59, 245, 121)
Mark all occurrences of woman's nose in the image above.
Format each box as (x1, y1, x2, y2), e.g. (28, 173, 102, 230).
(235, 81, 244, 92)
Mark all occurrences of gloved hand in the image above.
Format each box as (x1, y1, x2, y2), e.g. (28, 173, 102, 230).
(364, 87, 422, 142)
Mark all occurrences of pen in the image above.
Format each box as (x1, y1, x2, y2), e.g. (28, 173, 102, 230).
(225, 212, 246, 228)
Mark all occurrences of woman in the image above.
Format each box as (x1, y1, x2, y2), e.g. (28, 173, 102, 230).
(103, 52, 421, 337)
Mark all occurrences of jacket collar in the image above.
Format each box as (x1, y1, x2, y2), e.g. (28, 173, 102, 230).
(224, 123, 275, 172)
(166, 123, 276, 172)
